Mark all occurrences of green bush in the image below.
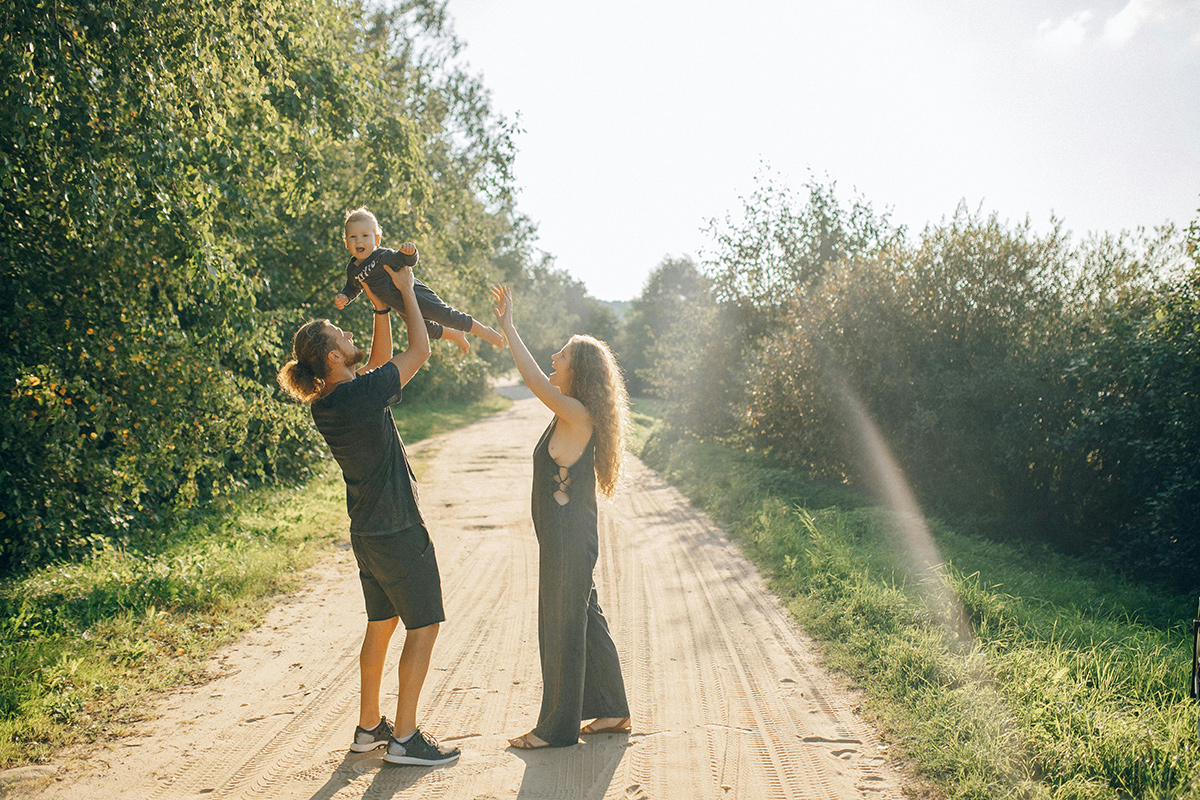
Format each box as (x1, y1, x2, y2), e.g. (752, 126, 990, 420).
(639, 171, 1199, 585)
(1060, 261, 1200, 574)
(746, 212, 1076, 525)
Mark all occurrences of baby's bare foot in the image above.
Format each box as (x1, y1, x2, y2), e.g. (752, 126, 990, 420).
(442, 328, 470, 355)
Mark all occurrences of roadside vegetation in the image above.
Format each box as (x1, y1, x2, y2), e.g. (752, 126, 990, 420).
(616, 177, 1199, 591)
(0, 394, 509, 770)
(617, 173, 1199, 799)
(635, 421, 1199, 800)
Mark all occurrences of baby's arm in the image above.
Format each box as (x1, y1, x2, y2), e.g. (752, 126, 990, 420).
(335, 266, 363, 308)
(397, 241, 419, 267)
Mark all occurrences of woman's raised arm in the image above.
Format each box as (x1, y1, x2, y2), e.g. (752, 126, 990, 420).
(492, 285, 588, 427)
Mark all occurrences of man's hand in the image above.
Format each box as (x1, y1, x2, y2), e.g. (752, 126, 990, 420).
(333, 293, 348, 310)
(361, 283, 388, 313)
(383, 263, 415, 293)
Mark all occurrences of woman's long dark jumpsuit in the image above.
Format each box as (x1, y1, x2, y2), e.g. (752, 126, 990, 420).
(530, 419, 630, 746)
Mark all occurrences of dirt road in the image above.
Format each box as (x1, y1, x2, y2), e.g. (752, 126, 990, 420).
(23, 390, 913, 799)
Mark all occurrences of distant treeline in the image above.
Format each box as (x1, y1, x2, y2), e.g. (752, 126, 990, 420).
(616, 176, 1200, 588)
(0, 0, 615, 572)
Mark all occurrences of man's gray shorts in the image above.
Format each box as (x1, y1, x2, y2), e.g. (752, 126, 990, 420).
(351, 524, 445, 629)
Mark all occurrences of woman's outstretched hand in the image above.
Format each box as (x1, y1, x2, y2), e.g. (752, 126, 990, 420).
(492, 284, 514, 329)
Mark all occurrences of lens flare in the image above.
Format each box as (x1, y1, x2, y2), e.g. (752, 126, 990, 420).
(834, 377, 974, 649)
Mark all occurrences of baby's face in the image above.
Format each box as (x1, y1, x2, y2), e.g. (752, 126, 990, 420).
(344, 220, 381, 263)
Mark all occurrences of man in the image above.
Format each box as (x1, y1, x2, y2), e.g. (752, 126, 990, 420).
(277, 257, 458, 766)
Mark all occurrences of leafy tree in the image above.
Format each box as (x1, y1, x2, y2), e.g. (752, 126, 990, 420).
(615, 256, 709, 397)
(0, 0, 520, 572)
(705, 170, 902, 317)
(643, 166, 1198, 586)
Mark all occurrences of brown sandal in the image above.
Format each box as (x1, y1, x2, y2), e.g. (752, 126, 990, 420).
(580, 717, 631, 735)
(507, 731, 551, 749)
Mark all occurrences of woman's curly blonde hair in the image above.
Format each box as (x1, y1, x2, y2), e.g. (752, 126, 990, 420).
(565, 334, 630, 498)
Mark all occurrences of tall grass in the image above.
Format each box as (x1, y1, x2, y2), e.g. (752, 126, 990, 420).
(0, 392, 511, 769)
(638, 425, 1200, 800)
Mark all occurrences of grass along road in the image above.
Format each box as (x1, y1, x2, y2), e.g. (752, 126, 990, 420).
(639, 424, 1200, 800)
(0, 393, 511, 781)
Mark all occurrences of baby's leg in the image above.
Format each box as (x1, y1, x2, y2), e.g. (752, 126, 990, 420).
(441, 327, 470, 355)
(471, 320, 507, 348)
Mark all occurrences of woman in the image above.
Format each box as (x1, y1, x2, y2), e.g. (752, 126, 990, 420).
(492, 284, 632, 749)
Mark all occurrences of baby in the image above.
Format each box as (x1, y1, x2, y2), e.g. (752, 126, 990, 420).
(334, 207, 504, 354)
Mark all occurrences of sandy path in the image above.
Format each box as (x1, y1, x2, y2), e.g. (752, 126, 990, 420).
(22, 390, 911, 800)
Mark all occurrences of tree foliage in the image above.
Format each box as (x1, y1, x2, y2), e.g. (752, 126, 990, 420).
(615, 256, 708, 397)
(0, 0, 522, 571)
(705, 171, 902, 317)
(1062, 248, 1200, 574)
(633, 173, 1200, 587)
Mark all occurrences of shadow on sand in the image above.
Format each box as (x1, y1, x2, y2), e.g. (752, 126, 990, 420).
(512, 734, 629, 800)
(305, 750, 458, 800)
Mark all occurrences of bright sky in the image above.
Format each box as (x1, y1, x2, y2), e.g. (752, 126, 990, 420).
(444, 0, 1200, 302)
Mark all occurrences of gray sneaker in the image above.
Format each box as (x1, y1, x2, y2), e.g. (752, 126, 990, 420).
(350, 717, 393, 752)
(382, 728, 461, 766)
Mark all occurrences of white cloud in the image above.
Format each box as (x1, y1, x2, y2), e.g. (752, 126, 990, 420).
(1036, 1, 1200, 51)
(1036, 11, 1094, 52)
(1103, 0, 1200, 46)
(1104, 0, 1158, 45)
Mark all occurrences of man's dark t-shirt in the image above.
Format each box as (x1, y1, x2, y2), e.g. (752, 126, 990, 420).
(310, 362, 423, 535)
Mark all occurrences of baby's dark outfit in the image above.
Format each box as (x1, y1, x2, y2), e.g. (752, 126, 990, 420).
(529, 419, 629, 746)
(339, 247, 475, 341)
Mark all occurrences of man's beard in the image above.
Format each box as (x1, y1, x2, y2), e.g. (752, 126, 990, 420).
(345, 346, 366, 367)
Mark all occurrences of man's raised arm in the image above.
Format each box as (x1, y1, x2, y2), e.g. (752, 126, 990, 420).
(358, 283, 394, 374)
(384, 264, 431, 386)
